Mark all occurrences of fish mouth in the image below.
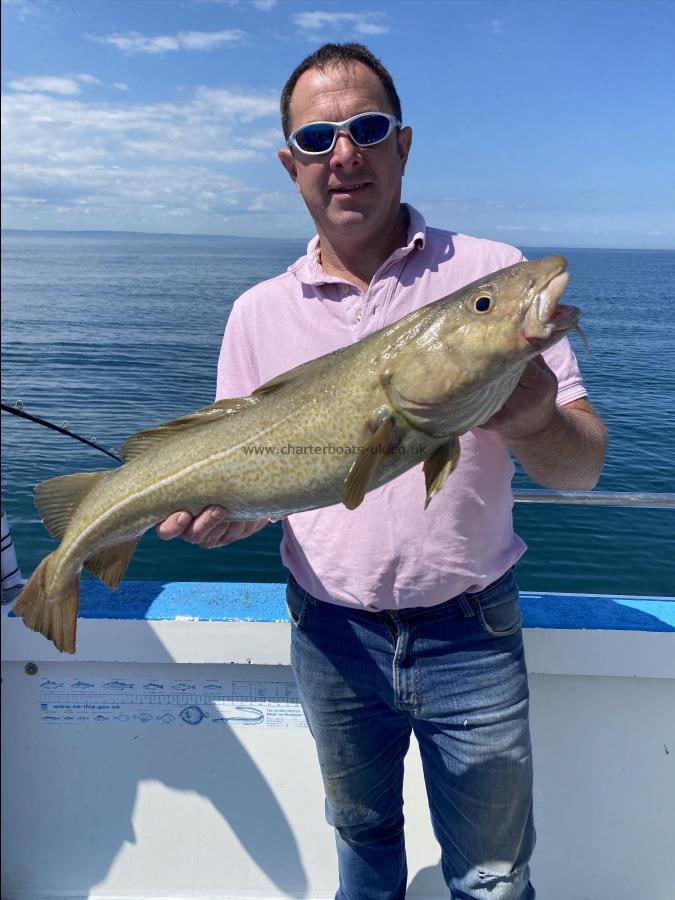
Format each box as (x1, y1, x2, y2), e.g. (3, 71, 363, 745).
(523, 261, 580, 349)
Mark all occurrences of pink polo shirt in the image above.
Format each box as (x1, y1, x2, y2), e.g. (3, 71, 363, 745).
(216, 205, 587, 610)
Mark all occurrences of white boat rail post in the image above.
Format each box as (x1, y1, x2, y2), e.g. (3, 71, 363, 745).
(1, 508, 26, 606)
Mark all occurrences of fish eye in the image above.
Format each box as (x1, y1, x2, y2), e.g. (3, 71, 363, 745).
(471, 295, 492, 313)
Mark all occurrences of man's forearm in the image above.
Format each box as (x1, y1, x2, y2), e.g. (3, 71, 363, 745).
(508, 404, 608, 491)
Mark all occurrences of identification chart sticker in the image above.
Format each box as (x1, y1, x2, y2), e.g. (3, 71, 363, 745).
(38, 674, 307, 728)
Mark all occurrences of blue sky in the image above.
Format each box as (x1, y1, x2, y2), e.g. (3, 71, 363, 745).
(2, 0, 674, 248)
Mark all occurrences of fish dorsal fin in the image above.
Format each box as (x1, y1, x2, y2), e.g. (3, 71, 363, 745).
(84, 539, 139, 589)
(35, 471, 111, 540)
(423, 438, 460, 509)
(120, 397, 254, 463)
(343, 417, 397, 511)
(253, 354, 334, 397)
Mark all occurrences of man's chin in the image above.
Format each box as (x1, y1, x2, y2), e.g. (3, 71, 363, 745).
(322, 205, 374, 231)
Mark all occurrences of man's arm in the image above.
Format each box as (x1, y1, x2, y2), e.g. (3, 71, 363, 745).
(482, 356, 608, 490)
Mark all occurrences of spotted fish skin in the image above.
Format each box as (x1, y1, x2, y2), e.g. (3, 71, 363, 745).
(14, 256, 578, 653)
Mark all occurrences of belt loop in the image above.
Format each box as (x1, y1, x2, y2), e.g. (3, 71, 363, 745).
(457, 593, 475, 618)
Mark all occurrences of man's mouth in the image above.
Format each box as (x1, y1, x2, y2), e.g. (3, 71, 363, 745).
(330, 182, 370, 194)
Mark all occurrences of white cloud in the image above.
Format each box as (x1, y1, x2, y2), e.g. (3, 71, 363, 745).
(75, 74, 103, 86)
(180, 30, 245, 50)
(90, 29, 246, 55)
(8, 74, 103, 95)
(293, 11, 389, 36)
(9, 76, 82, 96)
(430, 195, 508, 212)
(113, 83, 129, 92)
(197, 0, 280, 10)
(1, 82, 294, 232)
(1, 0, 42, 21)
(193, 86, 278, 121)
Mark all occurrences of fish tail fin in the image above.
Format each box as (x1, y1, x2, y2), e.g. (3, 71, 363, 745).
(13, 555, 79, 654)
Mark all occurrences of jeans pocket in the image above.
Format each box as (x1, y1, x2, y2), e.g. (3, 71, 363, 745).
(286, 579, 310, 629)
(472, 575, 522, 638)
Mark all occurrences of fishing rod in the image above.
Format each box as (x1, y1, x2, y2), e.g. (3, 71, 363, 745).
(1, 401, 123, 463)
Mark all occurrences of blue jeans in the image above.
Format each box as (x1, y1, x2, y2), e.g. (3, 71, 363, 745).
(286, 569, 535, 900)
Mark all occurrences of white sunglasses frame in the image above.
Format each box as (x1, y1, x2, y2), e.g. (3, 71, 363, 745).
(287, 112, 402, 155)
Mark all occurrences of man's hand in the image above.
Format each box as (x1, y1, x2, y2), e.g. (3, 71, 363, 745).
(480, 355, 608, 490)
(481, 355, 558, 441)
(156, 507, 268, 548)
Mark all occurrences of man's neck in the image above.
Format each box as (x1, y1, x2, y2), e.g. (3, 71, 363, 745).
(317, 206, 409, 292)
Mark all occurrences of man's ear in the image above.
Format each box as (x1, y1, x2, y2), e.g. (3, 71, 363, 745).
(277, 147, 299, 186)
(397, 126, 412, 176)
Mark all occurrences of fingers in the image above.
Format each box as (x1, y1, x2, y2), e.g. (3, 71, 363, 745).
(156, 506, 225, 544)
(156, 507, 267, 549)
(519, 355, 553, 388)
(206, 519, 264, 548)
(479, 356, 559, 439)
(156, 510, 193, 540)
(178, 506, 229, 546)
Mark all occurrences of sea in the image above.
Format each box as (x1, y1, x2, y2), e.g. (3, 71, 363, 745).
(1, 230, 674, 598)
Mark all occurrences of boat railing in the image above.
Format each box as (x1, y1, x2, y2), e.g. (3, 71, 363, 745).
(512, 489, 674, 509)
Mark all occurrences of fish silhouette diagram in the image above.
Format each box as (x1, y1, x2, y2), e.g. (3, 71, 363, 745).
(212, 706, 264, 726)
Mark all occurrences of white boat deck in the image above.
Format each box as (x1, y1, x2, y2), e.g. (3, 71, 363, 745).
(2, 581, 674, 899)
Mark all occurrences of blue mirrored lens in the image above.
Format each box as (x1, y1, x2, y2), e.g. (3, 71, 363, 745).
(295, 125, 335, 153)
(349, 114, 390, 145)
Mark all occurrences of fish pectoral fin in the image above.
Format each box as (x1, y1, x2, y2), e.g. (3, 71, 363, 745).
(380, 373, 436, 437)
(35, 471, 111, 540)
(120, 397, 254, 462)
(343, 417, 397, 511)
(253, 354, 332, 396)
(423, 438, 460, 509)
(84, 539, 139, 589)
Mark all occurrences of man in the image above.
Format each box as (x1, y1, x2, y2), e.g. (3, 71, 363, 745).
(158, 43, 607, 899)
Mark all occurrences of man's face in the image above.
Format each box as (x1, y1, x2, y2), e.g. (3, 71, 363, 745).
(277, 62, 412, 242)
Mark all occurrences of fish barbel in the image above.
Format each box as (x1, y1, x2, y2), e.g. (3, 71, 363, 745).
(15, 255, 580, 653)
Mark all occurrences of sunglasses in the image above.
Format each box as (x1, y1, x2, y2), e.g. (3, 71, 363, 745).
(287, 112, 402, 155)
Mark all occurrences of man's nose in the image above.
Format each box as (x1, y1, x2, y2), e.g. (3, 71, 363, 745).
(330, 130, 363, 166)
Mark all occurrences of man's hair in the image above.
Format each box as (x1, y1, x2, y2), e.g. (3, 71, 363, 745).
(280, 43, 402, 139)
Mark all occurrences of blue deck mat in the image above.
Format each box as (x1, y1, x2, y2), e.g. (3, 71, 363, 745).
(27, 580, 673, 633)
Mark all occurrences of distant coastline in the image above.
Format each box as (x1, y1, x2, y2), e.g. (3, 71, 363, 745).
(1, 228, 308, 246)
(2, 228, 672, 254)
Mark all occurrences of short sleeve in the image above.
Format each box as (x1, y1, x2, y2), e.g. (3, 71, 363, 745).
(215, 301, 262, 401)
(542, 336, 588, 406)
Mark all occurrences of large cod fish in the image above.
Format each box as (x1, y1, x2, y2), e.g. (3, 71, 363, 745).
(15, 255, 579, 654)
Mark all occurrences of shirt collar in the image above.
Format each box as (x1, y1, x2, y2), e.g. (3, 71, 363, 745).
(288, 203, 427, 286)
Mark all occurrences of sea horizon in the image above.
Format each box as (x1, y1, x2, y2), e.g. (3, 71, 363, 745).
(2, 227, 672, 254)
